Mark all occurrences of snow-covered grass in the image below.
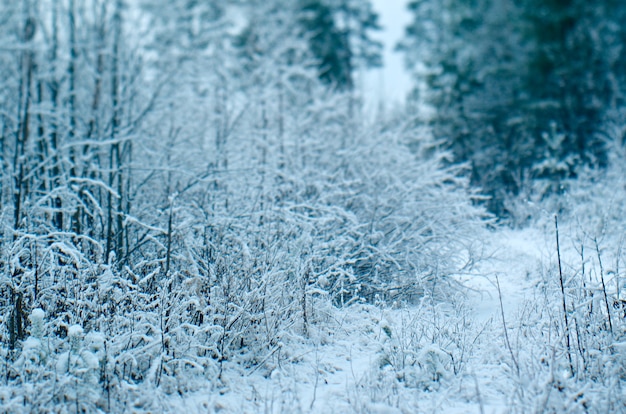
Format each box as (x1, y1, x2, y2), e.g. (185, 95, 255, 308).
(203, 221, 624, 413)
(2, 214, 625, 413)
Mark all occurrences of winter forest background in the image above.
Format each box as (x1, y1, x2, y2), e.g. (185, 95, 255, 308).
(2, 0, 626, 412)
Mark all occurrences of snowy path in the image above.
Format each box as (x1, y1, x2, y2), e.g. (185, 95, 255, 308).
(461, 227, 551, 324)
(450, 226, 558, 413)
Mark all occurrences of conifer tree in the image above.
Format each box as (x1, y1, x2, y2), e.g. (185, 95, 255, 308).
(401, 0, 626, 216)
(297, 0, 381, 90)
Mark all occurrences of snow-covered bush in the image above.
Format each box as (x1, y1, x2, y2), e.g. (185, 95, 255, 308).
(375, 296, 476, 394)
(489, 210, 626, 412)
(320, 123, 490, 303)
(18, 309, 48, 377)
(0, 1, 491, 411)
(53, 325, 102, 412)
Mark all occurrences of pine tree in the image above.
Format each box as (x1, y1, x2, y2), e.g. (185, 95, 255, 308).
(400, 0, 526, 214)
(522, 0, 622, 171)
(296, 0, 381, 90)
(297, 0, 352, 89)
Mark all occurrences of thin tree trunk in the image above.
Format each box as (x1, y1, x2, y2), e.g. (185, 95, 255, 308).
(50, 0, 63, 231)
(106, 0, 123, 264)
(13, 7, 36, 232)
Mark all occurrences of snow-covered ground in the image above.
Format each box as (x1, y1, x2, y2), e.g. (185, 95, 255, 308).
(4, 217, 622, 413)
(167, 225, 600, 413)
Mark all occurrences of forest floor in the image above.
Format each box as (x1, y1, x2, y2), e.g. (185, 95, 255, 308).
(167, 226, 562, 413)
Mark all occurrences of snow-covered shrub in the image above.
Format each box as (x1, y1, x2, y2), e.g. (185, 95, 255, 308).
(54, 325, 102, 411)
(18, 309, 48, 378)
(489, 218, 626, 412)
(4, 309, 51, 410)
(341, 125, 488, 302)
(282, 120, 491, 306)
(0, 1, 491, 410)
(376, 297, 475, 394)
(347, 366, 407, 413)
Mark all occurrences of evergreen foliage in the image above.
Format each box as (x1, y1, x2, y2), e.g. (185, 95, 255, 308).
(400, 0, 626, 217)
(296, 0, 382, 90)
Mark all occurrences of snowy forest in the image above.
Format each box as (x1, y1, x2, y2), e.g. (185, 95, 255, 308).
(2, 0, 626, 412)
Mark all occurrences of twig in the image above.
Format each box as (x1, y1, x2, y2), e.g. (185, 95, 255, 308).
(594, 237, 613, 333)
(616, 236, 623, 301)
(555, 215, 574, 377)
(247, 344, 282, 376)
(310, 347, 320, 411)
(471, 370, 485, 414)
(495, 275, 519, 376)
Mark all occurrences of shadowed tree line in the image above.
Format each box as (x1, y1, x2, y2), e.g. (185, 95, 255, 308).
(400, 0, 626, 219)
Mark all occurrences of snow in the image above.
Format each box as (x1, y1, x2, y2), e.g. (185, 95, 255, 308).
(68, 325, 84, 340)
(28, 308, 45, 339)
(158, 223, 619, 413)
(142, 226, 545, 413)
(2, 1, 623, 412)
(461, 227, 548, 324)
(5, 213, 624, 412)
